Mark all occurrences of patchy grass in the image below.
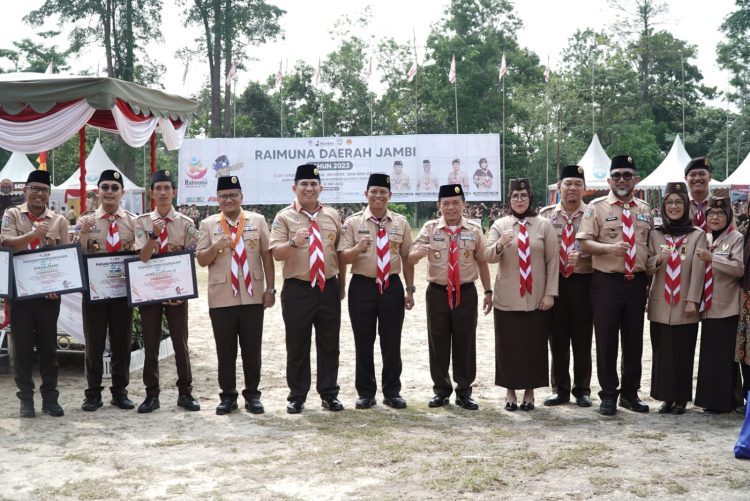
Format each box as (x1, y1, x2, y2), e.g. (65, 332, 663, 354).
(35, 480, 118, 500)
(628, 430, 667, 441)
(63, 452, 96, 464)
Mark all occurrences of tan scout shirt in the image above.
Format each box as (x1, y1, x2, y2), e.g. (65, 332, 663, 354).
(484, 215, 559, 311)
(576, 192, 652, 273)
(197, 211, 270, 308)
(391, 173, 411, 191)
(413, 216, 486, 285)
(539, 202, 593, 275)
(134, 207, 198, 253)
(269, 201, 341, 280)
(1, 203, 70, 248)
(338, 207, 413, 278)
(688, 196, 709, 223)
(77, 206, 137, 254)
(647, 229, 707, 325)
(447, 170, 470, 190)
(703, 228, 744, 319)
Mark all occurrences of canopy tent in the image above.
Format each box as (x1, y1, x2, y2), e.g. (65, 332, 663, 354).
(638, 134, 728, 190)
(51, 138, 145, 213)
(724, 150, 750, 185)
(547, 133, 611, 203)
(0, 151, 40, 184)
(0, 73, 197, 212)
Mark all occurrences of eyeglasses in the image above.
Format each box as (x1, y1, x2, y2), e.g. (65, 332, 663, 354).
(510, 193, 529, 201)
(99, 184, 121, 192)
(664, 200, 684, 207)
(28, 186, 50, 195)
(610, 172, 635, 181)
(706, 210, 727, 218)
(217, 193, 240, 201)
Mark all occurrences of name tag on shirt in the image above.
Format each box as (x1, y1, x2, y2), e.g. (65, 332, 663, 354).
(245, 224, 257, 231)
(460, 232, 475, 241)
(432, 234, 445, 241)
(636, 213, 650, 222)
(605, 216, 618, 222)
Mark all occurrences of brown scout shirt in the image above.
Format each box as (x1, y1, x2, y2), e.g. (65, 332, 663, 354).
(197, 211, 270, 308)
(484, 215, 559, 311)
(412, 216, 486, 285)
(576, 192, 652, 273)
(704, 228, 744, 319)
(338, 207, 413, 278)
(76, 206, 137, 254)
(538, 202, 593, 275)
(134, 206, 199, 253)
(1, 203, 70, 248)
(269, 201, 341, 281)
(646, 229, 707, 325)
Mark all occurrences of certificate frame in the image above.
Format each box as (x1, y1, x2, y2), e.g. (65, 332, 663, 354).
(13, 243, 85, 301)
(124, 251, 198, 307)
(0, 248, 13, 299)
(84, 251, 137, 303)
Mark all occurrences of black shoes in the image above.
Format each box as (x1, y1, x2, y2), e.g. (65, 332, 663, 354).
(672, 401, 687, 415)
(619, 394, 649, 413)
(576, 395, 592, 408)
(543, 393, 570, 406)
(520, 401, 535, 411)
(428, 395, 449, 408)
(216, 399, 238, 415)
(111, 394, 135, 410)
(81, 395, 103, 412)
(659, 401, 675, 414)
(137, 396, 160, 414)
(177, 394, 201, 411)
(19, 398, 35, 418)
(505, 401, 518, 412)
(321, 397, 344, 412)
(287, 401, 304, 414)
(383, 396, 407, 409)
(455, 395, 479, 410)
(245, 399, 264, 414)
(355, 396, 376, 409)
(599, 399, 617, 416)
(42, 400, 64, 417)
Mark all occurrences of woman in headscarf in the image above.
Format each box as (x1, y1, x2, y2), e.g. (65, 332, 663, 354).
(647, 181, 707, 414)
(694, 196, 744, 414)
(738, 202, 750, 414)
(485, 178, 558, 411)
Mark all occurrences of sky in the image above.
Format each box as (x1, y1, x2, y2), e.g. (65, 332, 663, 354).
(0, 0, 739, 103)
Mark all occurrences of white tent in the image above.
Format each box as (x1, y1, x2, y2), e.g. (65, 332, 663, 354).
(51, 139, 145, 213)
(724, 150, 750, 185)
(638, 134, 727, 189)
(576, 133, 611, 189)
(0, 151, 39, 183)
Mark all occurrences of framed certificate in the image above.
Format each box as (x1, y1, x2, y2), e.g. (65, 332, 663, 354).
(124, 251, 198, 307)
(84, 252, 137, 303)
(0, 248, 12, 299)
(13, 243, 85, 301)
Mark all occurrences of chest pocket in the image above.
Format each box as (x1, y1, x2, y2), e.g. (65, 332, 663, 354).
(458, 238, 476, 262)
(389, 232, 403, 255)
(428, 239, 447, 264)
(635, 218, 650, 241)
(602, 222, 621, 242)
(320, 224, 338, 243)
(243, 230, 260, 252)
(169, 244, 184, 252)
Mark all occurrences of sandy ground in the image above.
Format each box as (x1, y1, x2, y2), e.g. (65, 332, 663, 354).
(0, 259, 749, 500)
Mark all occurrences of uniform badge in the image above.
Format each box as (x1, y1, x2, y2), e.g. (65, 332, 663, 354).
(390, 242, 399, 252)
(433, 251, 441, 259)
(114, 172, 121, 179)
(136, 226, 144, 238)
(463, 249, 471, 259)
(124, 242, 132, 251)
(328, 231, 336, 241)
(450, 234, 457, 241)
(609, 230, 618, 239)
(91, 241, 100, 251)
(722, 243, 729, 251)
(623, 203, 630, 210)
(249, 239, 257, 250)
(108, 215, 116, 222)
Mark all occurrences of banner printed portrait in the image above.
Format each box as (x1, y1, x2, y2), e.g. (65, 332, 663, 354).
(177, 134, 501, 205)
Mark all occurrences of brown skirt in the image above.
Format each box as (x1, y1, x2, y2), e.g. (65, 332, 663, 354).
(494, 309, 549, 390)
(649, 321, 698, 402)
(695, 316, 743, 411)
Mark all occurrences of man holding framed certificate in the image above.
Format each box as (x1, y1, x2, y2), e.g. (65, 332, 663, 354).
(1, 169, 70, 418)
(196, 176, 275, 415)
(77, 169, 138, 412)
(133, 169, 200, 414)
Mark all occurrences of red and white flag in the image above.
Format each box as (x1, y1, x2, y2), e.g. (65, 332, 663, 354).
(448, 54, 456, 84)
(182, 60, 189, 86)
(226, 61, 238, 83)
(407, 60, 417, 82)
(499, 52, 507, 81)
(275, 60, 284, 88)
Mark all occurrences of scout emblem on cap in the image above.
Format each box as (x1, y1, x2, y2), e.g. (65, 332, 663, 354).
(705, 157, 711, 167)
(454, 186, 460, 194)
(386, 176, 390, 183)
(164, 170, 170, 176)
(520, 181, 526, 188)
(114, 172, 120, 179)
(577, 166, 584, 174)
(675, 184, 681, 191)
(627, 157, 633, 164)
(231, 176, 238, 184)
(313, 168, 319, 175)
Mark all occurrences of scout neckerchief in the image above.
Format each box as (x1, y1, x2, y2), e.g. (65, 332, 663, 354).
(157, 217, 170, 254)
(301, 206, 325, 291)
(691, 200, 707, 231)
(220, 211, 252, 297)
(559, 208, 581, 277)
(700, 224, 734, 312)
(616, 200, 636, 280)
(26, 212, 44, 250)
(442, 225, 461, 309)
(517, 219, 532, 296)
(663, 234, 686, 305)
(104, 212, 121, 252)
(369, 215, 390, 294)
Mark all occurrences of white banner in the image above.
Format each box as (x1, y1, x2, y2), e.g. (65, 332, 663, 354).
(177, 134, 501, 205)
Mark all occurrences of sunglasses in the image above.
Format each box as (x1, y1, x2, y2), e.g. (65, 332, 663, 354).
(99, 184, 121, 192)
(610, 172, 634, 181)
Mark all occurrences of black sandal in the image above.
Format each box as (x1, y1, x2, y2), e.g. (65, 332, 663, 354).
(505, 401, 518, 411)
(520, 401, 535, 411)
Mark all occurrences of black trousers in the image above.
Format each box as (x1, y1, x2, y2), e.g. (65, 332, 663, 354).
(426, 282, 477, 398)
(83, 299, 133, 398)
(590, 271, 648, 400)
(281, 277, 340, 402)
(139, 301, 192, 397)
(348, 274, 405, 399)
(549, 273, 593, 398)
(209, 304, 264, 401)
(742, 363, 750, 404)
(11, 297, 61, 400)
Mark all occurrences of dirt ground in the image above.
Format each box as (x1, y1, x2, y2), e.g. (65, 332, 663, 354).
(1, 259, 749, 500)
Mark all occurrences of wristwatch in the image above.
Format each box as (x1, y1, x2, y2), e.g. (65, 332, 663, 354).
(406, 286, 416, 293)
(265, 288, 277, 295)
(485, 290, 493, 295)
(147, 230, 159, 240)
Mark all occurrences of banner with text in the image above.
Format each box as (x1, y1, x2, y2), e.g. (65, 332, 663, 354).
(177, 134, 501, 205)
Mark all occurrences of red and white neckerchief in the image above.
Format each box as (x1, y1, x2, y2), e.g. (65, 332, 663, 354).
(700, 225, 734, 312)
(617, 201, 636, 280)
(26, 212, 44, 250)
(220, 212, 252, 297)
(663, 234, 686, 305)
(691, 200, 707, 231)
(517, 219, 532, 296)
(443, 226, 461, 309)
(301, 207, 325, 291)
(157, 217, 170, 254)
(559, 209, 581, 277)
(370, 216, 390, 294)
(104, 212, 121, 252)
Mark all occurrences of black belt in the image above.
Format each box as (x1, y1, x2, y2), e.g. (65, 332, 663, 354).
(428, 282, 475, 291)
(284, 276, 338, 287)
(352, 273, 402, 281)
(560, 272, 593, 280)
(593, 271, 646, 279)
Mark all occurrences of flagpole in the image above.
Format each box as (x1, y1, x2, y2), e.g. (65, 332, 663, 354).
(232, 79, 237, 138)
(681, 51, 686, 138)
(454, 80, 459, 134)
(502, 75, 505, 203)
(413, 27, 419, 134)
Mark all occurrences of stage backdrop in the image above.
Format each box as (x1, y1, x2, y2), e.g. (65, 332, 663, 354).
(177, 134, 501, 205)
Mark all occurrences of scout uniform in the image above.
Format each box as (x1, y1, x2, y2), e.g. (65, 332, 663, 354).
(134, 170, 199, 411)
(685, 156, 712, 231)
(391, 161, 411, 191)
(538, 165, 594, 405)
(269, 164, 343, 411)
(417, 160, 439, 193)
(338, 173, 413, 407)
(576, 155, 652, 413)
(1, 170, 70, 417)
(77, 170, 137, 410)
(413, 184, 486, 405)
(197, 176, 271, 414)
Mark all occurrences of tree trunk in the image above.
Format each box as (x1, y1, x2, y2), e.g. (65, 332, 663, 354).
(210, 0, 223, 137)
(104, 0, 114, 77)
(222, 0, 233, 138)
